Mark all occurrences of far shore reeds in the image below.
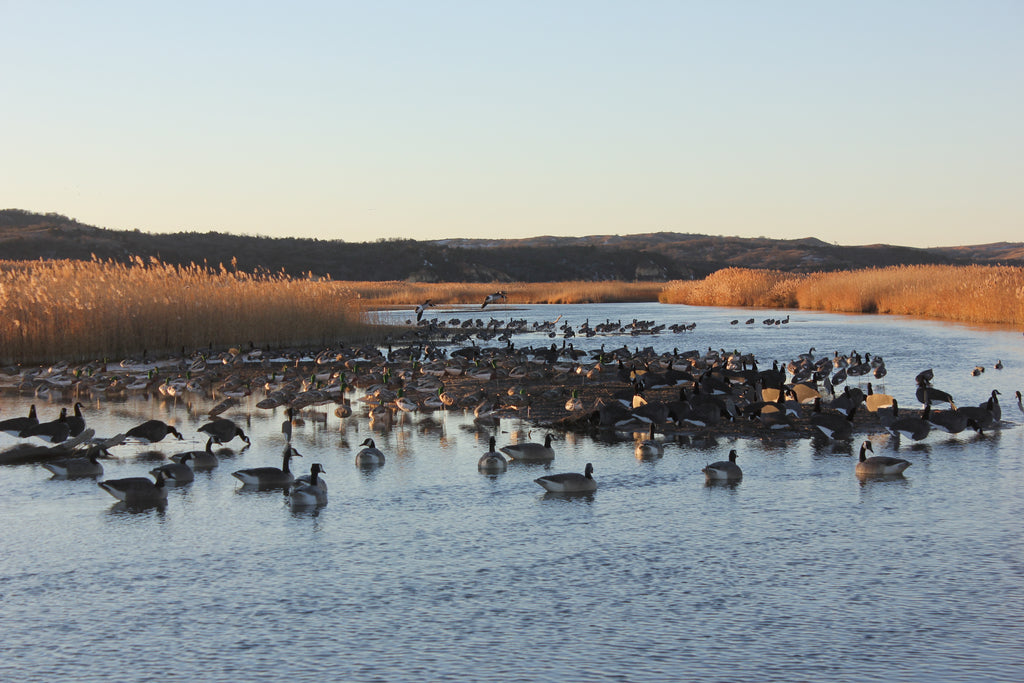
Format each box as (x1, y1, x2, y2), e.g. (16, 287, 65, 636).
(2, 259, 1021, 365)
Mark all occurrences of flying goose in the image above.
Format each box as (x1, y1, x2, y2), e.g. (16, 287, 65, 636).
(290, 463, 328, 506)
(125, 419, 184, 443)
(415, 299, 435, 322)
(500, 433, 555, 463)
(99, 471, 168, 505)
(150, 453, 195, 484)
(535, 463, 597, 494)
(355, 438, 385, 467)
(481, 291, 507, 309)
(702, 450, 742, 482)
(478, 436, 508, 474)
(855, 440, 911, 477)
(198, 419, 251, 446)
(232, 445, 300, 487)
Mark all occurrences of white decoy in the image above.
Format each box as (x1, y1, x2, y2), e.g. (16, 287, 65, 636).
(500, 433, 555, 463)
(355, 437, 385, 467)
(125, 419, 184, 443)
(42, 446, 104, 478)
(634, 423, 664, 459)
(98, 471, 168, 505)
(150, 453, 195, 484)
(232, 445, 300, 487)
(702, 450, 742, 482)
(855, 440, 911, 477)
(535, 463, 597, 493)
(290, 463, 328, 506)
(478, 436, 508, 474)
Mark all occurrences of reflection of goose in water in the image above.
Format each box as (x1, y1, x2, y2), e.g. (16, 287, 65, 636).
(855, 441, 911, 477)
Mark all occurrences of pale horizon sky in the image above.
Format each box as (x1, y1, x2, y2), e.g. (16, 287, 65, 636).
(2, 1, 1021, 248)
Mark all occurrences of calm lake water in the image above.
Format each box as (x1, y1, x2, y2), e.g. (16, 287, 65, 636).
(1, 303, 1022, 682)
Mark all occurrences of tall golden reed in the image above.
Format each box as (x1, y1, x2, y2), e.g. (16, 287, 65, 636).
(0, 257, 376, 364)
(660, 265, 1024, 325)
(351, 281, 663, 307)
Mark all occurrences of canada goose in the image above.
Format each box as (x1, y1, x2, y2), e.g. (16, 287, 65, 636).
(232, 445, 300, 487)
(916, 383, 955, 409)
(64, 402, 87, 437)
(0, 404, 38, 435)
(958, 396, 996, 430)
(888, 403, 932, 441)
(810, 400, 856, 440)
(20, 408, 70, 443)
(150, 453, 195, 484)
(99, 471, 168, 505)
(198, 419, 250, 446)
(702, 450, 742, 481)
(535, 463, 597, 494)
(855, 440, 911, 476)
(290, 463, 328, 505)
(478, 436, 508, 474)
(481, 291, 507, 309)
(500, 433, 555, 463)
(415, 299, 434, 322)
(926, 403, 968, 434)
(634, 423, 664, 459)
(126, 419, 184, 443)
(170, 439, 218, 470)
(42, 446, 104, 478)
(1016, 390, 1023, 415)
(985, 389, 1002, 422)
(355, 437, 385, 467)
(994, 359, 1003, 370)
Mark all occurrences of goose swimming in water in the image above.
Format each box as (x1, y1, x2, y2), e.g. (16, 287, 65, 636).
(99, 471, 168, 505)
(150, 453, 195, 484)
(231, 445, 300, 487)
(290, 463, 328, 506)
(534, 463, 597, 494)
(634, 423, 664, 459)
(42, 446, 104, 478)
(355, 438, 385, 468)
(702, 450, 742, 482)
(478, 436, 508, 474)
(0, 404, 38, 436)
(500, 433, 555, 463)
(855, 440, 911, 477)
(170, 439, 218, 470)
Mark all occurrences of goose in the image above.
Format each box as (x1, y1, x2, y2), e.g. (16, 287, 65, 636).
(958, 396, 996, 430)
(702, 450, 742, 481)
(290, 463, 328, 505)
(231, 445, 300, 487)
(150, 453, 195, 484)
(916, 383, 956, 409)
(415, 299, 435, 323)
(198, 419, 251, 447)
(926, 403, 968, 434)
(64, 402, 87, 437)
(355, 438, 385, 467)
(1016, 390, 1023, 416)
(42, 446, 104, 478)
(985, 389, 1002, 422)
(478, 436, 508, 474)
(855, 440, 911, 476)
(535, 463, 597, 494)
(500, 433, 555, 463)
(0, 404, 38, 435)
(99, 471, 168, 505)
(810, 400, 857, 441)
(994, 359, 1003, 370)
(20, 408, 70, 443)
(481, 291, 507, 309)
(634, 423, 664, 459)
(125, 419, 184, 443)
(888, 403, 932, 441)
(170, 439, 218, 470)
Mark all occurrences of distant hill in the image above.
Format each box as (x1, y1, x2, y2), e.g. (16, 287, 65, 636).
(2, 209, 1021, 282)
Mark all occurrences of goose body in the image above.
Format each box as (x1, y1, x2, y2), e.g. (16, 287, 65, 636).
(887, 402, 932, 441)
(99, 472, 168, 505)
(42, 447, 104, 478)
(198, 419, 251, 446)
(150, 453, 195, 484)
(634, 423, 664, 459)
(481, 291, 507, 309)
(810, 400, 856, 440)
(535, 463, 597, 494)
(702, 450, 742, 481)
(290, 463, 328, 505)
(20, 409, 70, 443)
(355, 438, 385, 467)
(500, 434, 555, 463)
(0, 404, 37, 435)
(232, 446, 300, 487)
(65, 402, 87, 437)
(170, 439, 218, 470)
(478, 436, 508, 474)
(126, 419, 183, 443)
(855, 440, 911, 476)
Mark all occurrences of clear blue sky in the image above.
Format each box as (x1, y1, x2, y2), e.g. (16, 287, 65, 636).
(2, 1, 1021, 247)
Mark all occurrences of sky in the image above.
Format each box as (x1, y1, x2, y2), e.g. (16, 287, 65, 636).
(1, 1, 1021, 248)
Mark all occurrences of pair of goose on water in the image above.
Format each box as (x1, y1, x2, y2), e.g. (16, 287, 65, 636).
(478, 434, 557, 474)
(1, 403, 87, 443)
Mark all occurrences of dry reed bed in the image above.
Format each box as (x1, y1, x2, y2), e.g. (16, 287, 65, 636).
(0, 258, 374, 365)
(350, 281, 664, 307)
(660, 265, 1024, 325)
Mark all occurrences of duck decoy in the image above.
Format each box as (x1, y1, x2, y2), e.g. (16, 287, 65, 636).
(125, 419, 184, 443)
(478, 436, 508, 474)
(855, 440, 911, 477)
(20, 408, 70, 443)
(170, 439, 218, 470)
(231, 445, 300, 487)
(150, 453, 195, 484)
(0, 404, 38, 435)
(198, 419, 250, 447)
(98, 471, 168, 505)
(634, 423, 664, 459)
(355, 437, 385, 467)
(290, 463, 328, 505)
(702, 449, 742, 482)
(500, 433, 555, 463)
(42, 446, 104, 478)
(534, 463, 597, 494)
